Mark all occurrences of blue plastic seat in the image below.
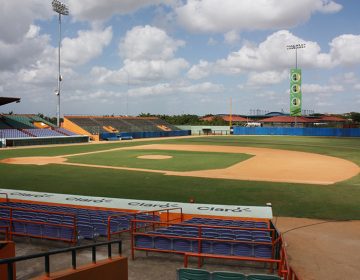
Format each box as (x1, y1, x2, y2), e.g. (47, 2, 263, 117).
(233, 243, 253, 257)
(254, 244, 272, 259)
(212, 242, 232, 255)
(173, 238, 192, 252)
(135, 235, 153, 249)
(154, 236, 172, 250)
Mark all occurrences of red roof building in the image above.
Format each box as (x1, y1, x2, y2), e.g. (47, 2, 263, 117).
(315, 116, 347, 122)
(201, 115, 248, 122)
(259, 116, 313, 123)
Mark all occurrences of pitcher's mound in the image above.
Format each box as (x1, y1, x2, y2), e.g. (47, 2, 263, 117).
(137, 155, 172, 160)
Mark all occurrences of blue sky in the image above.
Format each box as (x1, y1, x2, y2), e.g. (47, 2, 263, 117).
(1, 0, 359, 116)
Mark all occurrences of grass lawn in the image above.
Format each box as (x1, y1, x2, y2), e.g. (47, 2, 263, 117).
(0, 136, 359, 220)
(67, 149, 252, 171)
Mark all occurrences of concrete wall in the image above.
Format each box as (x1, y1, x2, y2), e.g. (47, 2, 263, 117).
(0, 241, 15, 280)
(34, 256, 127, 280)
(176, 125, 230, 135)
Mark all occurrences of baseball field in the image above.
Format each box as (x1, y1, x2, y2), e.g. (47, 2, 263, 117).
(0, 135, 359, 220)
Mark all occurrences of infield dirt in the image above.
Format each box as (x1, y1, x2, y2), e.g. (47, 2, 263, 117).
(1, 144, 359, 185)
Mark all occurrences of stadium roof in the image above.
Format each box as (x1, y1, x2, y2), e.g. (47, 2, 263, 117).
(259, 116, 313, 123)
(0, 97, 20, 106)
(315, 116, 347, 122)
(201, 115, 248, 122)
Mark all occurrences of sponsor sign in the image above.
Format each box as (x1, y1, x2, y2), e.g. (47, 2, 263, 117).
(290, 68, 302, 116)
(0, 189, 272, 219)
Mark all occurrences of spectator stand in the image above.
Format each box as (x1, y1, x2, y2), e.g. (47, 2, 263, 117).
(108, 207, 183, 240)
(131, 216, 284, 275)
(0, 205, 77, 244)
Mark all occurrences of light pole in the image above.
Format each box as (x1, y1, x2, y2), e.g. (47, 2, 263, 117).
(52, 0, 69, 127)
(286, 43, 306, 69)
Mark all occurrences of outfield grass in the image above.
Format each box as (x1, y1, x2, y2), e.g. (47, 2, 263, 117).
(67, 149, 252, 171)
(0, 136, 359, 220)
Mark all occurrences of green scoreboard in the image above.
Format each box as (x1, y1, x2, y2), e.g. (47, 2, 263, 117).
(290, 68, 302, 116)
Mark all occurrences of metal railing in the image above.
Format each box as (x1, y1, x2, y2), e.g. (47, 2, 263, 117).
(0, 192, 9, 202)
(0, 225, 10, 240)
(0, 239, 122, 280)
(107, 207, 183, 240)
(0, 205, 77, 243)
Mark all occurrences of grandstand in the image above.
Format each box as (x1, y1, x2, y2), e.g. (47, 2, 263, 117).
(63, 115, 189, 141)
(0, 194, 299, 280)
(0, 114, 89, 147)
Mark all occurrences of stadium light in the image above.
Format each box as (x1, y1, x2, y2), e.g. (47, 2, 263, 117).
(286, 43, 306, 69)
(52, 0, 69, 127)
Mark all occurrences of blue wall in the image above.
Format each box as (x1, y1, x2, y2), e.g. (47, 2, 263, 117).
(100, 130, 191, 140)
(233, 127, 360, 137)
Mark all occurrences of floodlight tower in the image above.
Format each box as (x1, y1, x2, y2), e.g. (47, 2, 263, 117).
(286, 43, 306, 69)
(52, 0, 69, 127)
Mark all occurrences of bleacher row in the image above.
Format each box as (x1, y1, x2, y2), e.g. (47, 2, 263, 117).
(0, 115, 77, 139)
(134, 218, 273, 259)
(177, 268, 281, 280)
(0, 201, 159, 242)
(67, 116, 179, 134)
(0, 128, 76, 139)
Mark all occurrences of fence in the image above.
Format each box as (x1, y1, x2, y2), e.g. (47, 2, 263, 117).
(233, 127, 360, 137)
(0, 205, 77, 243)
(0, 239, 122, 280)
(100, 130, 190, 140)
(107, 207, 183, 240)
(4, 135, 89, 147)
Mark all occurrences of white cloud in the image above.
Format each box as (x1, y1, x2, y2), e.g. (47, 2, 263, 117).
(62, 26, 113, 66)
(193, 30, 360, 79)
(119, 25, 184, 60)
(224, 30, 240, 45)
(302, 83, 344, 94)
(329, 34, 360, 66)
(68, 0, 176, 21)
(122, 58, 189, 81)
(214, 30, 333, 74)
(207, 37, 218, 46)
(93, 25, 188, 84)
(0, 25, 51, 71)
(128, 82, 224, 97)
(0, 0, 51, 44)
(247, 71, 288, 87)
(354, 84, 360, 90)
(176, 0, 342, 33)
(187, 60, 212, 80)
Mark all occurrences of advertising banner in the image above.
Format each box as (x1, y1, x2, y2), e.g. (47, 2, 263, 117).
(290, 68, 302, 116)
(0, 189, 273, 219)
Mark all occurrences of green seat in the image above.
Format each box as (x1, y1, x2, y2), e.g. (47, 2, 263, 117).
(247, 274, 281, 280)
(177, 268, 211, 280)
(212, 271, 247, 280)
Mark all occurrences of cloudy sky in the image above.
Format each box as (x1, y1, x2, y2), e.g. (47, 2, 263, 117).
(1, 0, 360, 116)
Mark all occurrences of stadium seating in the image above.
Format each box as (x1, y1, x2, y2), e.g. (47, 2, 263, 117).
(177, 268, 211, 280)
(66, 116, 180, 135)
(133, 217, 273, 261)
(54, 127, 78, 136)
(0, 201, 160, 242)
(23, 129, 65, 137)
(176, 269, 280, 280)
(0, 129, 30, 138)
(0, 115, 81, 142)
(212, 271, 247, 280)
